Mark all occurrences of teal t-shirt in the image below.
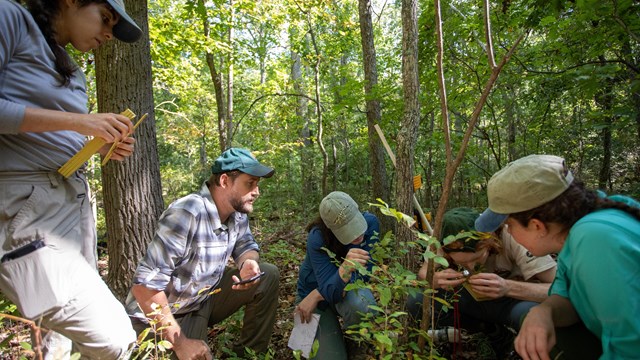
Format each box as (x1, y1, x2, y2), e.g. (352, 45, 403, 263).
(550, 195, 640, 359)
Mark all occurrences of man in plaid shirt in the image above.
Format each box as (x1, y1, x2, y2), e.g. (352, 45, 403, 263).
(125, 148, 279, 360)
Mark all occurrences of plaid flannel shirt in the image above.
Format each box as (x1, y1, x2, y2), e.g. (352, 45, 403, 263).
(125, 182, 259, 320)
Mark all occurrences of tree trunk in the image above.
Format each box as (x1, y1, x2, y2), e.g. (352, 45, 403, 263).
(358, 0, 392, 232)
(199, 0, 228, 152)
(596, 56, 613, 191)
(307, 28, 328, 196)
(227, 0, 234, 146)
(291, 49, 314, 196)
(95, 0, 164, 301)
(397, 0, 420, 262)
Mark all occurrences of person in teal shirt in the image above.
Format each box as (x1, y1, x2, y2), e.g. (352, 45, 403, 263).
(475, 154, 640, 360)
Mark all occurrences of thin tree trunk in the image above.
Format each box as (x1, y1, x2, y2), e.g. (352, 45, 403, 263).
(291, 49, 314, 195)
(227, 0, 234, 146)
(95, 0, 163, 301)
(596, 56, 613, 191)
(199, 0, 228, 151)
(307, 26, 328, 196)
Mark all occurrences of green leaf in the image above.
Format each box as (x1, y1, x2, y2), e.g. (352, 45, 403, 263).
(379, 287, 392, 306)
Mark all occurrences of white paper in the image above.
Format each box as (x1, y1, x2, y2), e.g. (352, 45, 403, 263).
(287, 312, 320, 358)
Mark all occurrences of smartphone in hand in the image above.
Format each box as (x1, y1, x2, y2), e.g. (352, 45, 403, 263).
(233, 271, 266, 285)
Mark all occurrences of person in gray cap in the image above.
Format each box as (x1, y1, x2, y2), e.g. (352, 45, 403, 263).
(0, 0, 142, 357)
(126, 148, 279, 360)
(294, 191, 380, 359)
(476, 154, 640, 360)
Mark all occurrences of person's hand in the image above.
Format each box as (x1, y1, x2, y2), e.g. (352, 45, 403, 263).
(98, 136, 135, 161)
(231, 259, 261, 291)
(296, 295, 320, 323)
(342, 248, 369, 270)
(467, 272, 509, 299)
(338, 248, 369, 282)
(515, 305, 555, 360)
(432, 268, 467, 289)
(75, 113, 134, 143)
(173, 337, 212, 360)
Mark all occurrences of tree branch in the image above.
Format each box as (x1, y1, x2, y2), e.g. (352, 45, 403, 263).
(484, 0, 497, 70)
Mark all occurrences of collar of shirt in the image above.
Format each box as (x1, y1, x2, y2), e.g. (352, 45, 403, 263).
(199, 181, 242, 234)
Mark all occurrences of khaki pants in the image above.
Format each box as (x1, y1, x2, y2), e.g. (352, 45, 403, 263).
(0, 171, 135, 359)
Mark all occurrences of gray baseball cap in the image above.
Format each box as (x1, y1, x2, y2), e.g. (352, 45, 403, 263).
(106, 0, 142, 43)
(320, 191, 367, 245)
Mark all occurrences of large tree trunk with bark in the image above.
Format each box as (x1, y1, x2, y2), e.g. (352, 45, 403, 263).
(358, 0, 392, 232)
(397, 0, 420, 263)
(95, 0, 164, 301)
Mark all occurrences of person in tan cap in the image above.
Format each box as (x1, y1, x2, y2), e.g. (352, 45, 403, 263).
(475, 154, 640, 360)
(294, 191, 380, 359)
(0, 0, 142, 357)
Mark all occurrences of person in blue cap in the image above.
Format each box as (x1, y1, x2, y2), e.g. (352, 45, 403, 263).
(475, 154, 640, 360)
(126, 148, 280, 360)
(0, 0, 142, 357)
(294, 191, 380, 359)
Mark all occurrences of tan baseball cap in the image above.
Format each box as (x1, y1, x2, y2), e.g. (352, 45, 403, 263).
(320, 191, 367, 245)
(475, 154, 574, 232)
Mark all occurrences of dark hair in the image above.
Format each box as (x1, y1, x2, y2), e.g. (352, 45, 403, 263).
(306, 216, 348, 261)
(510, 180, 640, 231)
(209, 170, 242, 187)
(20, 0, 111, 86)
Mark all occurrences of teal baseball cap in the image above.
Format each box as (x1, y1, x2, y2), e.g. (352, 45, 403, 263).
(211, 148, 274, 178)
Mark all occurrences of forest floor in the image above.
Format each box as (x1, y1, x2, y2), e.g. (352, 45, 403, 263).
(0, 217, 517, 359)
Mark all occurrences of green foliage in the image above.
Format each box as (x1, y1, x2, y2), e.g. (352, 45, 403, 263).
(334, 201, 449, 359)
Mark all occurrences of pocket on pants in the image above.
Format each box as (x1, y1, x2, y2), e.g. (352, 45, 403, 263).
(0, 246, 78, 319)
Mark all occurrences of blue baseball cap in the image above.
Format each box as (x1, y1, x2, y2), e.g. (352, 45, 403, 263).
(474, 208, 508, 232)
(211, 148, 274, 178)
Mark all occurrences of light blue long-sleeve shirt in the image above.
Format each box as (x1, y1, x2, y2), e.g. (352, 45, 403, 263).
(0, 0, 86, 172)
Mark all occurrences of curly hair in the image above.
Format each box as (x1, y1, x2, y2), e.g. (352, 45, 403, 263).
(509, 180, 640, 231)
(20, 0, 110, 86)
(306, 216, 348, 261)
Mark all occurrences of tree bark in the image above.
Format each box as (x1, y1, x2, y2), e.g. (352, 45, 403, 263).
(95, 0, 164, 301)
(358, 0, 392, 232)
(397, 0, 420, 262)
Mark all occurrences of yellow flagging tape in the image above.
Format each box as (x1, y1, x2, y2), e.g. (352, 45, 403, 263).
(58, 109, 136, 178)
